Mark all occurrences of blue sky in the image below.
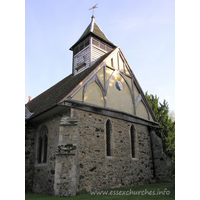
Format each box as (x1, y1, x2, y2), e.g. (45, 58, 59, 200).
(25, 0, 175, 111)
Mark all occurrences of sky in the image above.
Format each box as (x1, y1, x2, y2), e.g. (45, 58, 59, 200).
(25, 0, 175, 111)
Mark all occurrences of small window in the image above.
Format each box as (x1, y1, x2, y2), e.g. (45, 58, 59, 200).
(106, 120, 112, 156)
(130, 125, 135, 158)
(38, 137, 42, 163)
(123, 63, 126, 73)
(43, 135, 48, 163)
(111, 58, 114, 68)
(115, 80, 123, 91)
(37, 126, 48, 164)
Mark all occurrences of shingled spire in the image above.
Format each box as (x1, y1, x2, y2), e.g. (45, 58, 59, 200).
(70, 16, 116, 75)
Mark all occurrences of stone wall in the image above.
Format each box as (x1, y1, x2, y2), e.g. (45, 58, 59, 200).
(32, 114, 64, 194)
(25, 123, 37, 192)
(25, 111, 69, 194)
(150, 129, 171, 181)
(54, 111, 79, 197)
(54, 153, 77, 196)
(26, 107, 171, 196)
(73, 109, 154, 192)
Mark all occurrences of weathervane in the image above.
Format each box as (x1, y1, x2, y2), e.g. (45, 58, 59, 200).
(89, 4, 98, 17)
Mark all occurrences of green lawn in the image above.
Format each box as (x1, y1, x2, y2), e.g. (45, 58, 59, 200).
(26, 182, 175, 200)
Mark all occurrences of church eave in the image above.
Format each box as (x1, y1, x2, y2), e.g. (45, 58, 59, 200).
(25, 103, 58, 121)
(59, 99, 161, 129)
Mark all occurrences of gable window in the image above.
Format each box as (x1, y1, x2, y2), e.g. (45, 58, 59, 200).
(111, 58, 114, 68)
(130, 125, 135, 158)
(106, 120, 112, 156)
(37, 125, 48, 164)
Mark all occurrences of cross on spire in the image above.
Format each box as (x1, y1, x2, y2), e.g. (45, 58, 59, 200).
(89, 4, 98, 17)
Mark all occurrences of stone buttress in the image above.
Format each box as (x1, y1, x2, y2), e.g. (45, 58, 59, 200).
(54, 109, 79, 196)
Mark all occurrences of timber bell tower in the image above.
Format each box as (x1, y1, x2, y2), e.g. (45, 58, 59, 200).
(70, 16, 116, 75)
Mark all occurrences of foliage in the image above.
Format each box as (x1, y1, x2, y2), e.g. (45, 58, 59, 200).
(168, 110, 175, 122)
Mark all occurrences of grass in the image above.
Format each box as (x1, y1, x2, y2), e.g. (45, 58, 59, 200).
(26, 182, 175, 200)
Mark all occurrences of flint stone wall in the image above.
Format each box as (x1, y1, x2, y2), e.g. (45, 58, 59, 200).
(150, 130, 171, 181)
(54, 154, 77, 197)
(73, 109, 154, 192)
(54, 111, 79, 197)
(25, 123, 37, 191)
(26, 107, 171, 196)
(25, 112, 68, 194)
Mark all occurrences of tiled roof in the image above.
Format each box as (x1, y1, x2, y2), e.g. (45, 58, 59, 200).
(25, 49, 115, 119)
(70, 20, 115, 50)
(80, 22, 113, 44)
(93, 23, 112, 44)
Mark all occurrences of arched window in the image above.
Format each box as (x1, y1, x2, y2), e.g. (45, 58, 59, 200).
(38, 136, 42, 163)
(37, 125, 48, 164)
(106, 120, 112, 156)
(43, 135, 48, 163)
(130, 125, 135, 158)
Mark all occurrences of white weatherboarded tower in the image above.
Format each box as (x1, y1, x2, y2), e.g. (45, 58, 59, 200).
(70, 16, 116, 75)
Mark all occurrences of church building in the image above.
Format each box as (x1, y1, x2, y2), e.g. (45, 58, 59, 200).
(25, 16, 171, 197)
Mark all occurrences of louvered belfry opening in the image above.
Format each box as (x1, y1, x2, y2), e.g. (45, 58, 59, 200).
(130, 125, 135, 158)
(106, 120, 112, 156)
(73, 37, 90, 56)
(92, 38, 113, 52)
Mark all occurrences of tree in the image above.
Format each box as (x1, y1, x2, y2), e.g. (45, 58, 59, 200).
(169, 110, 175, 122)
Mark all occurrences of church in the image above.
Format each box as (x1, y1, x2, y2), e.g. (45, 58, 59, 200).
(25, 15, 171, 197)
